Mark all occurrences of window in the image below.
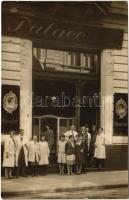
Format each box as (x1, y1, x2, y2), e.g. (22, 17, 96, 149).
(33, 47, 100, 73)
(33, 48, 41, 60)
(66, 52, 80, 66)
(81, 53, 98, 71)
(37, 48, 41, 60)
(65, 51, 99, 72)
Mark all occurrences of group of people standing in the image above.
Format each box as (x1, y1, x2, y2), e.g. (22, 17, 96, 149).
(2, 124, 106, 179)
(58, 125, 106, 175)
(2, 129, 50, 178)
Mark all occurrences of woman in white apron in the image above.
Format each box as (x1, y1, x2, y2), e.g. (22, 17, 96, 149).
(94, 127, 106, 169)
(3, 130, 16, 178)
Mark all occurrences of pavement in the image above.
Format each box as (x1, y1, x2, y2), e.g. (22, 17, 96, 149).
(1, 170, 128, 198)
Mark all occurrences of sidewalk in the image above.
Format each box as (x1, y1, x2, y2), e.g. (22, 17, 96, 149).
(1, 171, 128, 198)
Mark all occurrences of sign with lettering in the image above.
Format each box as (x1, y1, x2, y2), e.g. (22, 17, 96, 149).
(1, 85, 20, 134)
(113, 93, 128, 136)
(2, 13, 124, 50)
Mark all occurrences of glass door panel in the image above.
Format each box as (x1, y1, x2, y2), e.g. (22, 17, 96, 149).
(32, 118, 40, 141)
(41, 117, 57, 154)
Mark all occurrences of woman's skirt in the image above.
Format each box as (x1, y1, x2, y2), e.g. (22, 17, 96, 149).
(94, 145, 106, 159)
(66, 154, 75, 165)
(58, 153, 66, 164)
(75, 153, 84, 165)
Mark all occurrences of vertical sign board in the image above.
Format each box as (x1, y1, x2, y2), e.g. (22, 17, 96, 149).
(113, 93, 128, 136)
(1, 85, 20, 134)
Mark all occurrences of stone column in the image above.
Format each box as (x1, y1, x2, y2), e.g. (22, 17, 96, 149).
(20, 39, 32, 140)
(100, 50, 113, 144)
(75, 81, 81, 132)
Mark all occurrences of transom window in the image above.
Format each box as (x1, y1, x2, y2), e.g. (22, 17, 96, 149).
(33, 48, 100, 74)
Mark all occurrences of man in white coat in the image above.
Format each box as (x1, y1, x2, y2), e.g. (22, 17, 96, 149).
(3, 130, 16, 179)
(64, 125, 78, 141)
(28, 135, 39, 176)
(38, 135, 50, 175)
(15, 129, 28, 178)
(94, 127, 106, 169)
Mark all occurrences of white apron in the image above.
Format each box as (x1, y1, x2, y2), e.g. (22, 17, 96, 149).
(94, 133, 106, 159)
(3, 136, 16, 168)
(28, 141, 39, 163)
(38, 141, 50, 165)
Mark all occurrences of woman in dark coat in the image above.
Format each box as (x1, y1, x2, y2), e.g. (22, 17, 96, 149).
(65, 135, 75, 176)
(75, 134, 85, 175)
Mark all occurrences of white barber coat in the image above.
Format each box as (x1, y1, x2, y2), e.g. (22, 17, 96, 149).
(28, 140, 39, 163)
(15, 135, 28, 166)
(64, 130, 78, 140)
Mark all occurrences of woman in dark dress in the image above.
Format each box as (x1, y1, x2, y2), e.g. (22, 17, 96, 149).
(75, 134, 85, 175)
(65, 135, 76, 176)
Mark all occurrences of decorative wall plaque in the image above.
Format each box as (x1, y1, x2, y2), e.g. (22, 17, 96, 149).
(1, 85, 20, 133)
(113, 93, 128, 136)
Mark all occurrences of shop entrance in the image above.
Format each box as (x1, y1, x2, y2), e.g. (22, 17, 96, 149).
(32, 79, 99, 164)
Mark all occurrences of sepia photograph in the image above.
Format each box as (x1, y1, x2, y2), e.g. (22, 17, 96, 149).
(1, 1, 128, 199)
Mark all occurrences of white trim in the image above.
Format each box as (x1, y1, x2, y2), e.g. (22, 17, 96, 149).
(101, 50, 114, 145)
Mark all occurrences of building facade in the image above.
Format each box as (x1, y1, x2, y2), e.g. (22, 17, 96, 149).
(1, 1, 128, 170)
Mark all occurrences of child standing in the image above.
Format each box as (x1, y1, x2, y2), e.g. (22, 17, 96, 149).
(57, 135, 67, 175)
(38, 135, 50, 176)
(65, 135, 75, 176)
(75, 134, 85, 175)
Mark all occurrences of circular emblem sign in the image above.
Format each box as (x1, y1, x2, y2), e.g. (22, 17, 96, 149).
(3, 91, 18, 114)
(115, 98, 127, 119)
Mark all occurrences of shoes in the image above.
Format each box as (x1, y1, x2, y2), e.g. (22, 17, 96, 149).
(4, 176, 9, 179)
(22, 175, 27, 177)
(60, 172, 65, 175)
(9, 176, 15, 179)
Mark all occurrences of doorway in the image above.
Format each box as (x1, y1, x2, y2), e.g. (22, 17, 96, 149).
(32, 78, 99, 163)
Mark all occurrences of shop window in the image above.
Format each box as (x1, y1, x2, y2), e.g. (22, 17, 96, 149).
(37, 48, 41, 60)
(67, 52, 81, 66)
(64, 51, 99, 72)
(33, 48, 46, 62)
(33, 48, 41, 60)
(81, 53, 99, 71)
(33, 48, 100, 73)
